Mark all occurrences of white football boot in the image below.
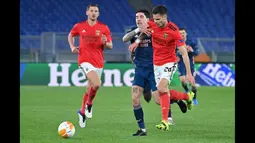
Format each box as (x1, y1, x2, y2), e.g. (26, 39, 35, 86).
(77, 110, 86, 128)
(85, 105, 93, 119)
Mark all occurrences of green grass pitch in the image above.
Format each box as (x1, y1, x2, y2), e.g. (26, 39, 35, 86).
(20, 86, 234, 143)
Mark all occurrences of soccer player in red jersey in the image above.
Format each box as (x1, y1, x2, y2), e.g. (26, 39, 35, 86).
(67, 4, 113, 128)
(129, 5, 195, 131)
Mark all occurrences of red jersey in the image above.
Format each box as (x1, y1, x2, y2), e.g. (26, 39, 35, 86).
(148, 19, 185, 66)
(70, 20, 112, 68)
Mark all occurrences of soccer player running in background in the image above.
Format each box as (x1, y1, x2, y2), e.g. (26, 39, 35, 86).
(177, 28, 199, 105)
(68, 4, 113, 128)
(167, 28, 200, 122)
(123, 9, 189, 136)
(129, 5, 195, 131)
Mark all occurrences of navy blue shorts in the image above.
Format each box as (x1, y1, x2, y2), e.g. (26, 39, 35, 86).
(178, 62, 195, 76)
(133, 67, 157, 92)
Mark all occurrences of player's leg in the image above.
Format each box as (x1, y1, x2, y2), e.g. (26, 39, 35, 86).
(80, 62, 102, 119)
(132, 68, 147, 136)
(153, 89, 188, 125)
(191, 68, 198, 105)
(149, 70, 175, 125)
(178, 64, 189, 93)
(169, 89, 194, 110)
(77, 70, 93, 128)
(154, 63, 175, 131)
(155, 78, 170, 131)
(85, 68, 103, 119)
(79, 82, 91, 115)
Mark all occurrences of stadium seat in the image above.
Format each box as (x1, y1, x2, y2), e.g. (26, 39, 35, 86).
(20, 0, 234, 53)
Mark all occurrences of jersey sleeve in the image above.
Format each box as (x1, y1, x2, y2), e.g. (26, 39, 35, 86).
(104, 25, 112, 42)
(70, 23, 79, 37)
(174, 32, 186, 47)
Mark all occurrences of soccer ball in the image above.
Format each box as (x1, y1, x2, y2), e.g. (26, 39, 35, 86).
(58, 121, 75, 138)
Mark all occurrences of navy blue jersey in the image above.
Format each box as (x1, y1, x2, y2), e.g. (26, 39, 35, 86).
(176, 38, 199, 67)
(127, 27, 153, 68)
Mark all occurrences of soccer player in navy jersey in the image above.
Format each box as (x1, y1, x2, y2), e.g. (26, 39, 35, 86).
(177, 28, 199, 105)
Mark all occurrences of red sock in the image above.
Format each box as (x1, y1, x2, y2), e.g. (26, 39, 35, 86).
(80, 92, 89, 114)
(160, 92, 170, 122)
(169, 90, 189, 100)
(87, 87, 98, 105)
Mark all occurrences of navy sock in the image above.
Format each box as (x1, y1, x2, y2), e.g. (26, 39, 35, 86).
(133, 105, 145, 129)
(168, 108, 172, 118)
(182, 82, 189, 92)
(191, 86, 197, 99)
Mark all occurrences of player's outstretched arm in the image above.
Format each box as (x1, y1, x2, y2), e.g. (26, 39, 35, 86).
(122, 28, 139, 43)
(178, 45, 192, 75)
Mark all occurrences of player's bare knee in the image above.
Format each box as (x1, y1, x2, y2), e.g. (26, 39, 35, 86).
(92, 82, 101, 90)
(157, 78, 169, 93)
(157, 84, 168, 93)
(86, 71, 101, 90)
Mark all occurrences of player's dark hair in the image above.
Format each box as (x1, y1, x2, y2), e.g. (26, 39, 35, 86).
(87, 4, 99, 10)
(136, 9, 150, 18)
(152, 5, 167, 15)
(179, 28, 187, 31)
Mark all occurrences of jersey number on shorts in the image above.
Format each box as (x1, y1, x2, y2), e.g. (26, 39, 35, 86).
(164, 64, 177, 80)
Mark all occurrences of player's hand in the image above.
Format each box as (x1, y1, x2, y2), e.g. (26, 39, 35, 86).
(71, 46, 79, 54)
(139, 19, 151, 36)
(101, 34, 107, 44)
(186, 73, 195, 85)
(186, 45, 194, 52)
(128, 42, 139, 52)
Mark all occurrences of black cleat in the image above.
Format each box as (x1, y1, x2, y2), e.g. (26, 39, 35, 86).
(177, 100, 187, 113)
(132, 129, 147, 136)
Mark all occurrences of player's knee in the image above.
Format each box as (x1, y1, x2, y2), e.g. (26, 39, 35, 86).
(92, 83, 101, 91)
(157, 85, 168, 94)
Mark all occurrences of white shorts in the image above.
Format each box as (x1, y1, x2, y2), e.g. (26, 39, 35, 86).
(154, 62, 178, 86)
(79, 62, 103, 79)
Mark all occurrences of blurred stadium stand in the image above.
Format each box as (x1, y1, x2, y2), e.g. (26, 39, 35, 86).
(20, 0, 235, 63)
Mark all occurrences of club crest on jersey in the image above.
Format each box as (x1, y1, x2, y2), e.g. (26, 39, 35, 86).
(96, 30, 100, 35)
(163, 33, 168, 38)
